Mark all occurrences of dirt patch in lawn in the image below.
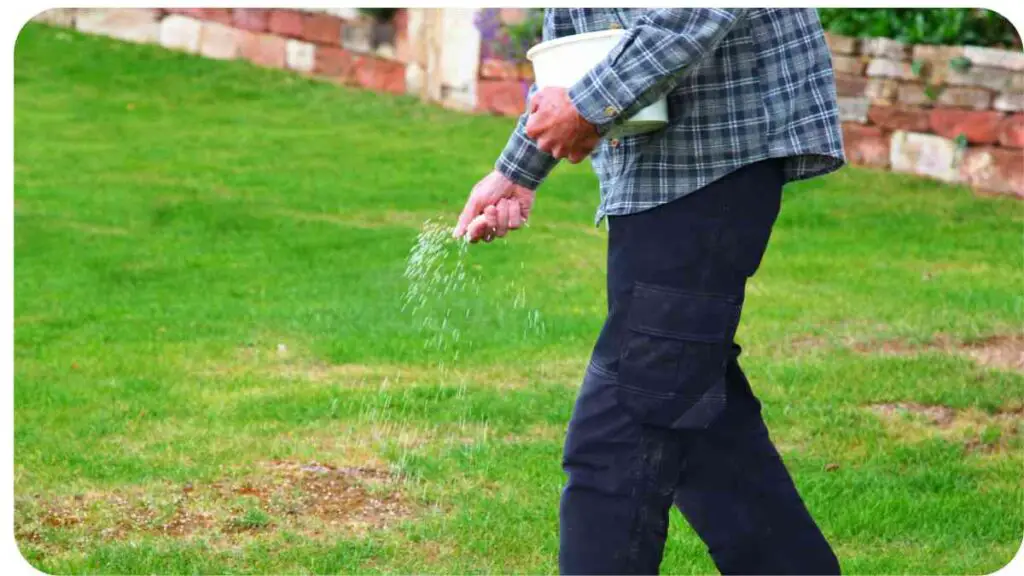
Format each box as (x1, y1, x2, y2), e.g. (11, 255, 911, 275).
(959, 335, 1024, 373)
(867, 402, 1022, 454)
(850, 333, 1024, 372)
(15, 460, 412, 550)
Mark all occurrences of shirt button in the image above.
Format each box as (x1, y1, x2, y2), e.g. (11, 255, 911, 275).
(604, 105, 618, 118)
(609, 139, 620, 148)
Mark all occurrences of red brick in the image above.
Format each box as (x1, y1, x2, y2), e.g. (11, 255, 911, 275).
(477, 79, 528, 117)
(998, 114, 1024, 148)
(841, 123, 890, 168)
(268, 9, 303, 38)
(354, 56, 406, 94)
(867, 104, 931, 132)
(314, 45, 356, 80)
(232, 8, 268, 33)
(302, 12, 342, 46)
(480, 58, 519, 80)
(239, 31, 286, 69)
(834, 74, 868, 97)
(959, 146, 1024, 197)
(929, 109, 1005, 145)
(197, 8, 232, 26)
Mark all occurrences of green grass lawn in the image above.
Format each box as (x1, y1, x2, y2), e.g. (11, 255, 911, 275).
(14, 23, 1024, 574)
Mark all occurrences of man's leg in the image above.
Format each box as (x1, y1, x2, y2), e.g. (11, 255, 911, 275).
(559, 160, 837, 574)
(673, 344, 840, 575)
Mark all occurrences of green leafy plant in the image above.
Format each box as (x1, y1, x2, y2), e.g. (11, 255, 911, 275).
(948, 56, 973, 73)
(475, 8, 544, 62)
(503, 9, 544, 61)
(924, 84, 944, 101)
(910, 59, 925, 77)
(818, 9, 1021, 48)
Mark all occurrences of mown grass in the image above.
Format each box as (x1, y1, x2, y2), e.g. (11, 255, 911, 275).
(14, 23, 1024, 574)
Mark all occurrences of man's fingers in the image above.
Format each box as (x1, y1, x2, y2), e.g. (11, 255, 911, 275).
(536, 137, 554, 155)
(454, 194, 483, 238)
(525, 115, 540, 140)
(529, 92, 542, 113)
(508, 200, 523, 230)
(495, 200, 510, 237)
(483, 206, 499, 243)
(466, 213, 490, 243)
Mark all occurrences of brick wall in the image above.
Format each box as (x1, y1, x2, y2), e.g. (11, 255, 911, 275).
(830, 33, 1023, 197)
(31, 8, 411, 95)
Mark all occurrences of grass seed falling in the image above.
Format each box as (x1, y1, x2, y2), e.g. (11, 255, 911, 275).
(402, 218, 545, 368)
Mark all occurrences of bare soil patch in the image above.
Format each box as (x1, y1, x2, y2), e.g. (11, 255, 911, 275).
(867, 402, 1022, 454)
(848, 332, 1023, 372)
(15, 460, 412, 549)
(959, 335, 1024, 372)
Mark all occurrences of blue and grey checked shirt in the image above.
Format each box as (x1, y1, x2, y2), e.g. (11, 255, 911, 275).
(495, 8, 846, 225)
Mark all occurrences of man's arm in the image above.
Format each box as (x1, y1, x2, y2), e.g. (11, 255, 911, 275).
(569, 9, 746, 134)
(493, 9, 575, 190)
(495, 84, 558, 190)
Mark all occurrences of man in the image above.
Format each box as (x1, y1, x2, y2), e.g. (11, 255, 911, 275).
(454, 8, 845, 575)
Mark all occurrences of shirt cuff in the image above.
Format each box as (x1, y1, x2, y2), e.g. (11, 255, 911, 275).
(568, 62, 638, 136)
(495, 129, 559, 190)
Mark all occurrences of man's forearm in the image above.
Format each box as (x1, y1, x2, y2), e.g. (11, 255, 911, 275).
(569, 9, 746, 134)
(495, 83, 560, 190)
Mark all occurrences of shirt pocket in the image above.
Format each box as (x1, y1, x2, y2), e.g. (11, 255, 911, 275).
(616, 282, 741, 428)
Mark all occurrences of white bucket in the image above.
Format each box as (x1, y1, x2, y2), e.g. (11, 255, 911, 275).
(526, 30, 669, 137)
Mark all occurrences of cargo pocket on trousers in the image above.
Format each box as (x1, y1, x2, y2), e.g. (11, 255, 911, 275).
(616, 282, 741, 429)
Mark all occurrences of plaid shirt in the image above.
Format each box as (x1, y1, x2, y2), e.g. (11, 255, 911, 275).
(495, 8, 846, 225)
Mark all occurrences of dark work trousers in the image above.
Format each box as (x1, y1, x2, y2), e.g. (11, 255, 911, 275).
(559, 159, 840, 575)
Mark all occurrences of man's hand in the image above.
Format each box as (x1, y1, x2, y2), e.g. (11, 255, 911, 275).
(454, 170, 534, 243)
(525, 87, 600, 164)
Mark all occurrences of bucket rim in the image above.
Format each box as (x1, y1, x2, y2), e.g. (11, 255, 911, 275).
(525, 29, 625, 62)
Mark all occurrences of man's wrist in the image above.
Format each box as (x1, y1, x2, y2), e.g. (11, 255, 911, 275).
(494, 158, 540, 191)
(495, 129, 555, 190)
(568, 63, 636, 136)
